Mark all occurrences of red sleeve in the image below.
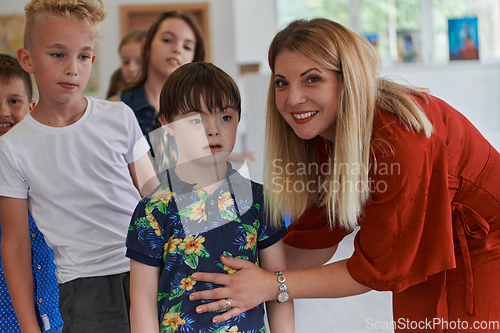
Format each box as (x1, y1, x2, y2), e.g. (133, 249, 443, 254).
(284, 137, 351, 249)
(346, 101, 456, 292)
(284, 204, 350, 249)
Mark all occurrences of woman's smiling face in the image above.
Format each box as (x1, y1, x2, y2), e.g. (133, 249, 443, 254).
(273, 50, 341, 141)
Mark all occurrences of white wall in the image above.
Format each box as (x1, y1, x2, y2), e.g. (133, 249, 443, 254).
(233, 0, 278, 71)
(381, 62, 500, 149)
(0, 1, 24, 13)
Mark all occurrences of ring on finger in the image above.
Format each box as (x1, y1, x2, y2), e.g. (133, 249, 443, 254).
(225, 298, 232, 310)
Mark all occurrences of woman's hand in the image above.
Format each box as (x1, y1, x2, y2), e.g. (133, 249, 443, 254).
(189, 255, 276, 323)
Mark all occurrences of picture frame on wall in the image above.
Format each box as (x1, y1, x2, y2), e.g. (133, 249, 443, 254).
(448, 17, 479, 61)
(364, 33, 379, 52)
(396, 30, 421, 63)
(0, 15, 25, 56)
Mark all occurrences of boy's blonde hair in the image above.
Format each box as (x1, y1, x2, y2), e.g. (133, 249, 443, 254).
(265, 18, 433, 230)
(24, 0, 106, 49)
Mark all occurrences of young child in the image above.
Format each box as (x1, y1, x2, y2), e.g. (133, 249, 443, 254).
(121, 11, 206, 178)
(118, 28, 148, 84)
(126, 62, 295, 333)
(0, 1, 157, 332)
(0, 53, 63, 333)
(106, 28, 147, 99)
(121, 11, 205, 136)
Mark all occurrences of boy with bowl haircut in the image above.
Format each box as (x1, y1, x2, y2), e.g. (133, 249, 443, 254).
(0, 1, 157, 332)
(0, 53, 63, 333)
(126, 62, 295, 333)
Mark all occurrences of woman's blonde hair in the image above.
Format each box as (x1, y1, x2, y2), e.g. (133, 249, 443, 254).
(264, 18, 433, 230)
(24, 0, 106, 49)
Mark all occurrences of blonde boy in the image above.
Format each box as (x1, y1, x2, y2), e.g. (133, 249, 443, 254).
(0, 1, 156, 332)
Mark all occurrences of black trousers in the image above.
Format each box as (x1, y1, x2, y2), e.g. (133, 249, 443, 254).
(59, 272, 130, 333)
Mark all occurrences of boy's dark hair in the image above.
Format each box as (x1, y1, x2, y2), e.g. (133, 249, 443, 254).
(0, 54, 33, 101)
(160, 62, 241, 123)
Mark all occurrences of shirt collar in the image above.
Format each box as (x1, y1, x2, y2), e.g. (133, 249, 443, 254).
(166, 162, 243, 195)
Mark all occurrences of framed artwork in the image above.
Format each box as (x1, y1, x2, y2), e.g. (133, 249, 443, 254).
(396, 30, 421, 63)
(0, 15, 25, 56)
(0, 15, 39, 99)
(448, 17, 479, 61)
(364, 33, 379, 52)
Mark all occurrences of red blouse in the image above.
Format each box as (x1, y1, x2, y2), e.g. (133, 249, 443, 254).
(285, 94, 500, 331)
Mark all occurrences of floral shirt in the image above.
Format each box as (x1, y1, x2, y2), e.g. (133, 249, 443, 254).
(126, 164, 287, 333)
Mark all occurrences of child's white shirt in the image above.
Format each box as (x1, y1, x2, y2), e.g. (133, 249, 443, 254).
(0, 97, 150, 283)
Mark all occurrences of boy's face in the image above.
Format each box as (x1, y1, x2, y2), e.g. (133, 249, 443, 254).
(0, 77, 35, 136)
(163, 99, 238, 167)
(18, 17, 95, 106)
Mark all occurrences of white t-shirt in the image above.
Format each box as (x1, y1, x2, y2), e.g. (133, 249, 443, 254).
(0, 97, 150, 283)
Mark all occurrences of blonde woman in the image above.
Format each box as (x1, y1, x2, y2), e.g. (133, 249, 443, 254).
(188, 18, 500, 331)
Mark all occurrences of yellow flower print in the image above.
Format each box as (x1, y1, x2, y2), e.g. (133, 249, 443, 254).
(220, 325, 241, 333)
(190, 202, 206, 221)
(165, 237, 182, 254)
(178, 236, 206, 255)
(179, 277, 196, 291)
(146, 206, 161, 236)
(223, 264, 237, 274)
(218, 191, 234, 211)
(229, 326, 241, 333)
(151, 188, 176, 205)
(245, 230, 257, 250)
(162, 312, 186, 331)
